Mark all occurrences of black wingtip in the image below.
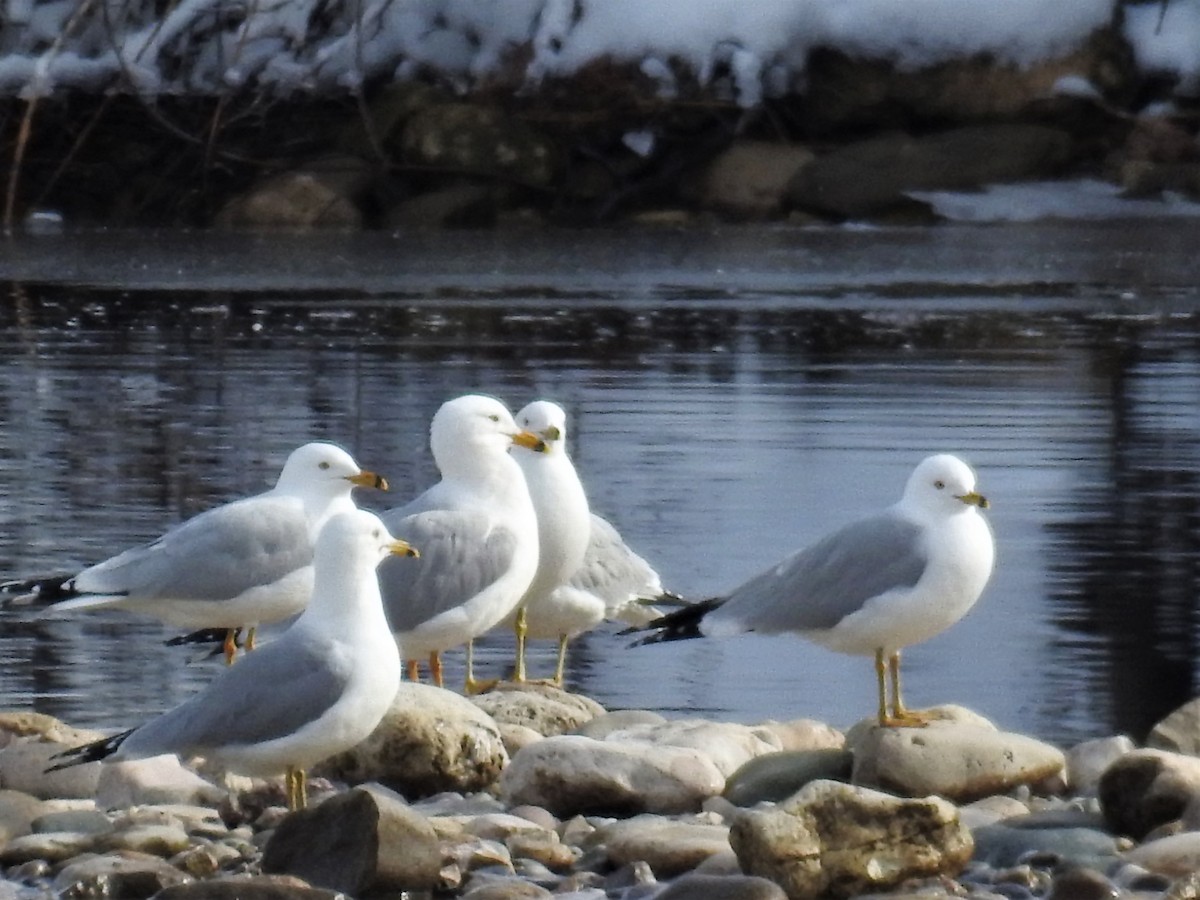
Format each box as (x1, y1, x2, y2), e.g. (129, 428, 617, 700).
(165, 627, 238, 649)
(46, 728, 136, 772)
(0, 574, 78, 606)
(624, 597, 726, 647)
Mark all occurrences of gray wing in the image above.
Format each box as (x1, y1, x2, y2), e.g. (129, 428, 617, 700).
(72, 494, 311, 601)
(377, 508, 519, 633)
(120, 634, 348, 756)
(570, 514, 662, 605)
(710, 512, 928, 634)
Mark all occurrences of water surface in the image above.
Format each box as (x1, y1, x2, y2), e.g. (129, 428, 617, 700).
(1, 222, 1198, 748)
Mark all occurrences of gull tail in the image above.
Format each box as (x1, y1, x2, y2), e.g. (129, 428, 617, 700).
(0, 574, 78, 608)
(624, 597, 725, 646)
(46, 728, 136, 772)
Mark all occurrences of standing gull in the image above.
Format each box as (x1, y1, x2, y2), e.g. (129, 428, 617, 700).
(635, 454, 994, 727)
(525, 511, 682, 686)
(1, 442, 387, 663)
(50, 508, 418, 810)
(505, 400, 592, 683)
(378, 394, 545, 693)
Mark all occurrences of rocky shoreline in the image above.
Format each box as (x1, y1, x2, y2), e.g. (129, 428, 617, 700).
(6, 682, 1200, 900)
(5, 13, 1200, 232)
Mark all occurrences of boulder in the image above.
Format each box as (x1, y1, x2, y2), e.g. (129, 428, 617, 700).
(154, 876, 345, 900)
(261, 784, 442, 894)
(215, 170, 363, 230)
(573, 709, 667, 740)
(600, 814, 732, 878)
(0, 715, 105, 800)
(730, 779, 973, 900)
(316, 682, 508, 798)
(1147, 700, 1200, 756)
(1066, 736, 1135, 796)
(471, 683, 604, 737)
(52, 852, 192, 898)
(723, 749, 854, 807)
(692, 141, 816, 219)
(971, 812, 1122, 871)
(500, 734, 724, 816)
(605, 719, 786, 777)
(785, 124, 1074, 219)
(656, 873, 788, 900)
(0, 789, 43, 842)
(1099, 749, 1200, 839)
(849, 708, 1065, 801)
(95, 756, 226, 809)
(1127, 832, 1200, 878)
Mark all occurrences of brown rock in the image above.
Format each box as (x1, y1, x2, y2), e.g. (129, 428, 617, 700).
(601, 815, 731, 878)
(316, 681, 508, 798)
(261, 784, 442, 894)
(786, 124, 1074, 219)
(1099, 749, 1200, 839)
(471, 682, 604, 737)
(692, 141, 816, 219)
(154, 876, 343, 900)
(730, 779, 973, 900)
(215, 171, 362, 230)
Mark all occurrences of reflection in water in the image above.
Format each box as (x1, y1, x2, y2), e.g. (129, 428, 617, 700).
(1, 274, 1199, 748)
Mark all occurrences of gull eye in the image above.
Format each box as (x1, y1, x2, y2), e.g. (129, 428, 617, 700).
(489, 414, 500, 423)
(319, 461, 331, 471)
(934, 480, 945, 490)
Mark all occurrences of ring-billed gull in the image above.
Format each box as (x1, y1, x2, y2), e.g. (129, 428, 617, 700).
(527, 512, 682, 685)
(50, 508, 418, 810)
(635, 454, 994, 727)
(505, 400, 592, 683)
(378, 394, 545, 693)
(1, 442, 387, 663)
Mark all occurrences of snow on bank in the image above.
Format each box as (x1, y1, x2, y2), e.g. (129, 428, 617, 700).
(0, 0, 1157, 104)
(909, 180, 1200, 222)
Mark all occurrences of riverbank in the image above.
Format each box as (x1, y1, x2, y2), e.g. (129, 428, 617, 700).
(3, 2, 1199, 232)
(5, 683, 1200, 900)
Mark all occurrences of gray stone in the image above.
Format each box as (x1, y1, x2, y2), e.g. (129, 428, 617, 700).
(850, 714, 1065, 801)
(606, 719, 785, 778)
(500, 734, 724, 816)
(1098, 749, 1200, 839)
(261, 783, 442, 893)
(0, 735, 102, 800)
(53, 852, 192, 898)
(460, 878, 553, 899)
(31, 807, 112, 835)
(1126, 832, 1200, 878)
(472, 683, 605, 737)
(1046, 867, 1121, 900)
(723, 749, 853, 807)
(0, 788, 43, 841)
(317, 681, 509, 798)
(971, 817, 1122, 871)
(600, 814, 732, 878)
(573, 709, 667, 739)
(101, 822, 192, 856)
(656, 872, 789, 900)
(154, 876, 345, 900)
(1148, 700, 1200, 756)
(384, 182, 505, 230)
(0, 830, 98, 864)
(1065, 736, 1135, 796)
(730, 779, 973, 900)
(95, 756, 226, 809)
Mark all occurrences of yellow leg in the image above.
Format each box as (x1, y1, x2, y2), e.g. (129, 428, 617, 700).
(464, 640, 498, 695)
(874, 648, 889, 726)
(430, 651, 443, 688)
(405, 658, 421, 682)
(285, 767, 308, 811)
(880, 649, 934, 728)
(223, 629, 238, 665)
(514, 607, 528, 683)
(553, 633, 569, 687)
(246, 626, 257, 652)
